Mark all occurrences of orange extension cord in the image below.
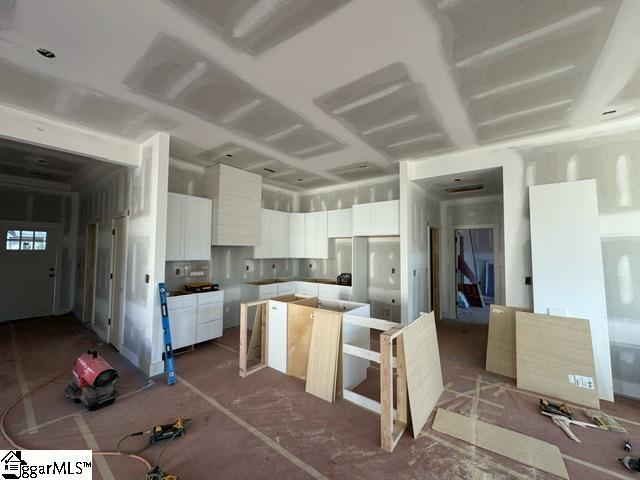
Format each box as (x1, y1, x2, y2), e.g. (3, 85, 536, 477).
(0, 368, 153, 472)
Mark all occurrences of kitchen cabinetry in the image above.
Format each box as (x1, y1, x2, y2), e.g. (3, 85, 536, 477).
(328, 208, 352, 238)
(254, 209, 289, 259)
(287, 213, 305, 258)
(167, 291, 224, 349)
(304, 211, 328, 258)
(166, 193, 212, 261)
(352, 200, 399, 236)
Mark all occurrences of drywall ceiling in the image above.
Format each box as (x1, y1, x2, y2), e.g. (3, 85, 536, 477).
(415, 167, 503, 201)
(0, 0, 638, 189)
(0, 137, 119, 186)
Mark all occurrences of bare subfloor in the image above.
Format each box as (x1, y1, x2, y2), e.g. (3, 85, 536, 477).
(1, 315, 638, 479)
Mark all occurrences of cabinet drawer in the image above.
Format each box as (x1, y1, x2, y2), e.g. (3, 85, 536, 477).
(197, 302, 223, 324)
(196, 320, 223, 343)
(167, 294, 197, 310)
(258, 284, 278, 299)
(197, 291, 224, 305)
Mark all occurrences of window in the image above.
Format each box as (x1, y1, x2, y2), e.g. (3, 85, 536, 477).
(5, 230, 47, 251)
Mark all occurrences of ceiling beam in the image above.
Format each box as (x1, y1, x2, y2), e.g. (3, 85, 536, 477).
(0, 104, 139, 167)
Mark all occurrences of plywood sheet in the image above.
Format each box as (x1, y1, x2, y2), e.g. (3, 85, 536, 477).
(516, 311, 600, 409)
(305, 310, 342, 402)
(485, 304, 531, 379)
(432, 409, 569, 480)
(287, 304, 315, 379)
(403, 312, 443, 438)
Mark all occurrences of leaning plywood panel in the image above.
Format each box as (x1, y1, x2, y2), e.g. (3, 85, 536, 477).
(516, 311, 600, 408)
(305, 310, 342, 402)
(485, 304, 531, 379)
(529, 180, 613, 401)
(432, 409, 569, 480)
(287, 304, 315, 380)
(403, 312, 443, 438)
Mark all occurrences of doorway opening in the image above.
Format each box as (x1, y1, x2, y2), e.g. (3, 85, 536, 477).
(429, 226, 440, 320)
(108, 215, 128, 350)
(454, 227, 495, 323)
(83, 223, 98, 324)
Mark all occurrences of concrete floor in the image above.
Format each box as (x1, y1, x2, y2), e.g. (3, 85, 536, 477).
(1, 315, 639, 479)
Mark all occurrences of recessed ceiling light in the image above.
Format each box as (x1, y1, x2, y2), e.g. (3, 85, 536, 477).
(37, 158, 48, 165)
(359, 164, 367, 168)
(602, 109, 617, 116)
(263, 168, 275, 173)
(36, 48, 56, 59)
(454, 178, 461, 182)
(297, 178, 303, 182)
(225, 154, 233, 157)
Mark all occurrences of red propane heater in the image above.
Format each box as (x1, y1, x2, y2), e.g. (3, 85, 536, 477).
(65, 350, 118, 410)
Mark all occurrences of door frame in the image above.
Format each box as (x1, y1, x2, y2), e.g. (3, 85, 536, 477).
(428, 226, 440, 320)
(448, 224, 501, 319)
(107, 213, 129, 350)
(83, 223, 98, 324)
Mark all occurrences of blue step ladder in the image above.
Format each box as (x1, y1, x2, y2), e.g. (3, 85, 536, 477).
(159, 283, 177, 386)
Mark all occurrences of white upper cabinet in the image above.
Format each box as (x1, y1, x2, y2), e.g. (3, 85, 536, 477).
(253, 209, 290, 259)
(304, 211, 328, 258)
(352, 200, 399, 236)
(288, 212, 305, 258)
(166, 192, 212, 261)
(328, 208, 353, 238)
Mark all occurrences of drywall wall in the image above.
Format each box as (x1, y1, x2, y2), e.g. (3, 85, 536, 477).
(0, 183, 78, 315)
(75, 133, 169, 377)
(298, 178, 402, 320)
(405, 126, 640, 398)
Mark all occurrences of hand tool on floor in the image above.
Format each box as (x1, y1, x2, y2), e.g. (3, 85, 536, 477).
(625, 440, 632, 452)
(150, 417, 190, 444)
(159, 282, 177, 386)
(620, 456, 640, 472)
(64, 350, 118, 410)
(539, 399, 606, 442)
(145, 466, 180, 480)
(539, 398, 573, 419)
(584, 408, 627, 432)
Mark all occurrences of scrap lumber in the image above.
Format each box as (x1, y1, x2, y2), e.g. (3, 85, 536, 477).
(403, 312, 444, 438)
(516, 311, 600, 409)
(305, 310, 342, 402)
(287, 304, 315, 380)
(485, 304, 531, 379)
(432, 409, 569, 480)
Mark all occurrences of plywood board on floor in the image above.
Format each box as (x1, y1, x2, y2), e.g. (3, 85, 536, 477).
(485, 304, 531, 379)
(305, 310, 342, 402)
(516, 311, 600, 409)
(432, 409, 569, 479)
(287, 304, 316, 380)
(403, 311, 443, 438)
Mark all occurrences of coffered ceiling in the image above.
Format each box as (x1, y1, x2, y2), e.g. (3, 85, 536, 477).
(0, 0, 638, 189)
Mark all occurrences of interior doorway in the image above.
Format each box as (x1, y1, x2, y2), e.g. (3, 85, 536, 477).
(453, 226, 496, 323)
(108, 215, 128, 350)
(0, 222, 60, 321)
(82, 223, 98, 324)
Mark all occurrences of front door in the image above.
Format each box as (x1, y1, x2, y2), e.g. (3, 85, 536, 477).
(0, 223, 58, 321)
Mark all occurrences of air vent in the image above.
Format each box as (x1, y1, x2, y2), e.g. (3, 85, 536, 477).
(263, 168, 275, 173)
(446, 184, 484, 194)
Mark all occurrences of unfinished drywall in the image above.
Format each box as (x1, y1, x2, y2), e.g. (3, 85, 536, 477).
(404, 126, 640, 398)
(0, 184, 78, 316)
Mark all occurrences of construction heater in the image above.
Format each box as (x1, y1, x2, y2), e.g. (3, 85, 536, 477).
(65, 350, 118, 410)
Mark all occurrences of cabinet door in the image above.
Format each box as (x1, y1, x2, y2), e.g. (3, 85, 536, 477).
(352, 203, 373, 236)
(288, 213, 305, 258)
(270, 211, 289, 258)
(318, 284, 336, 299)
(315, 211, 328, 258)
(166, 193, 184, 261)
(327, 210, 341, 238)
(373, 200, 399, 236)
(342, 209, 353, 237)
(253, 209, 270, 258)
(168, 306, 196, 349)
(267, 301, 287, 373)
(258, 284, 278, 299)
(184, 196, 212, 260)
(304, 213, 316, 258)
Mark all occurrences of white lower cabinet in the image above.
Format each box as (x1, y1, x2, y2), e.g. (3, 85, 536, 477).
(167, 291, 224, 348)
(267, 300, 288, 373)
(277, 282, 296, 296)
(258, 284, 278, 299)
(296, 281, 319, 297)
